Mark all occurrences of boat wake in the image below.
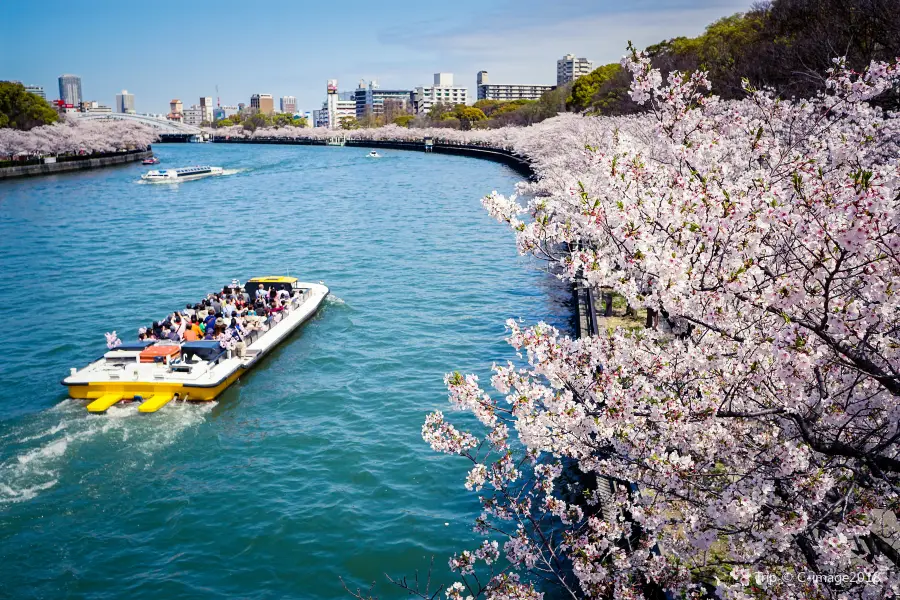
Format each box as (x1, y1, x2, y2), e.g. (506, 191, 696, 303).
(326, 293, 348, 307)
(0, 399, 215, 505)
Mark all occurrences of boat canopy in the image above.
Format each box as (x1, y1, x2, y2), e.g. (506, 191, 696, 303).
(248, 276, 297, 284)
(181, 340, 226, 363)
(117, 341, 156, 351)
(247, 276, 300, 294)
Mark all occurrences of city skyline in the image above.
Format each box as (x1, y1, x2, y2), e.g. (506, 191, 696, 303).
(2, 0, 754, 113)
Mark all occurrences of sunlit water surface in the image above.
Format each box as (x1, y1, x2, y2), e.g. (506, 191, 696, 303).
(0, 143, 571, 599)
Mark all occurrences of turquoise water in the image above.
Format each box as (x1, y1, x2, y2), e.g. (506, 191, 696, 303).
(0, 144, 571, 599)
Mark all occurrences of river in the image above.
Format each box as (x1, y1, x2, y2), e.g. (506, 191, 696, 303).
(0, 142, 570, 599)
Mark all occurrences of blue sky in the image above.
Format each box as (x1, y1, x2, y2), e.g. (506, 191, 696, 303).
(1, 0, 753, 114)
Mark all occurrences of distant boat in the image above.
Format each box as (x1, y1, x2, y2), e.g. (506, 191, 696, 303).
(366, 151, 381, 158)
(142, 156, 160, 165)
(325, 136, 345, 147)
(141, 166, 223, 182)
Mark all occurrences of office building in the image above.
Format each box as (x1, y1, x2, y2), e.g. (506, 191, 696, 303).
(115, 89, 135, 114)
(475, 71, 553, 101)
(312, 108, 328, 128)
(280, 96, 297, 114)
(24, 84, 45, 99)
(354, 80, 412, 119)
(167, 99, 183, 122)
(413, 72, 468, 115)
(58, 74, 83, 106)
(183, 104, 203, 126)
(200, 97, 214, 123)
(250, 93, 274, 115)
(557, 54, 593, 86)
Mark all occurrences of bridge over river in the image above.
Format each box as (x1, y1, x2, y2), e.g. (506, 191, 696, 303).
(73, 112, 202, 135)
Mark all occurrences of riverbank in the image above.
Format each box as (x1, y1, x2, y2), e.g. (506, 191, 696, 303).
(193, 136, 534, 179)
(0, 148, 152, 180)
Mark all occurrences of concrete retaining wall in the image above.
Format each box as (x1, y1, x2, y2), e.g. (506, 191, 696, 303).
(0, 149, 152, 180)
(201, 137, 534, 179)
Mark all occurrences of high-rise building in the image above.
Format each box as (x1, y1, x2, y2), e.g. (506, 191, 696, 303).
(475, 71, 554, 101)
(24, 84, 45, 99)
(58, 74, 83, 106)
(556, 54, 593, 86)
(200, 97, 214, 123)
(115, 89, 135, 113)
(354, 80, 412, 119)
(167, 99, 183, 122)
(413, 72, 468, 115)
(280, 96, 297, 114)
(250, 93, 274, 115)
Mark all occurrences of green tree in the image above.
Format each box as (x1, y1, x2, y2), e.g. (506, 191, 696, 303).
(452, 105, 487, 129)
(393, 114, 414, 127)
(427, 102, 452, 121)
(242, 112, 270, 131)
(293, 117, 308, 128)
(566, 63, 624, 112)
(215, 118, 234, 127)
(0, 81, 58, 130)
(339, 115, 360, 130)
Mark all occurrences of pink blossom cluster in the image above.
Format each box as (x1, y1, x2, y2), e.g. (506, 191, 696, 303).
(0, 119, 156, 158)
(426, 48, 900, 599)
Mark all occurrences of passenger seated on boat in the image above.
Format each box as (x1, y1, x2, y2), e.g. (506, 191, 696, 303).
(183, 325, 199, 341)
(255, 284, 268, 301)
(182, 304, 195, 317)
(164, 325, 179, 341)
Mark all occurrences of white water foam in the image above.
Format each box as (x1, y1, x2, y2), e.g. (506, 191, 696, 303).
(326, 294, 347, 306)
(0, 400, 216, 506)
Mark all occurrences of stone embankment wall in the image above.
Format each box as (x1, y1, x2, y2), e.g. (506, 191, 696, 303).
(0, 149, 152, 180)
(202, 137, 534, 179)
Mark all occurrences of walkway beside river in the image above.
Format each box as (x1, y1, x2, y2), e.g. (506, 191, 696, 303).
(0, 149, 152, 180)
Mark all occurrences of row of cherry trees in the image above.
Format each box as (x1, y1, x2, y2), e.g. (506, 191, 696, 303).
(420, 50, 900, 599)
(0, 119, 156, 158)
(207, 123, 526, 149)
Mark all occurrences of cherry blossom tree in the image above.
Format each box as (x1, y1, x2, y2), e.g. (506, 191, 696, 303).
(425, 49, 900, 599)
(0, 119, 155, 159)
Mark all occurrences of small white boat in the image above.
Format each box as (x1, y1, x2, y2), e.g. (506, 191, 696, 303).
(366, 151, 381, 158)
(141, 166, 223, 182)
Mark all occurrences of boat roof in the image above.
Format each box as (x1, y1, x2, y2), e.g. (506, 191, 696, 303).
(247, 276, 298, 284)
